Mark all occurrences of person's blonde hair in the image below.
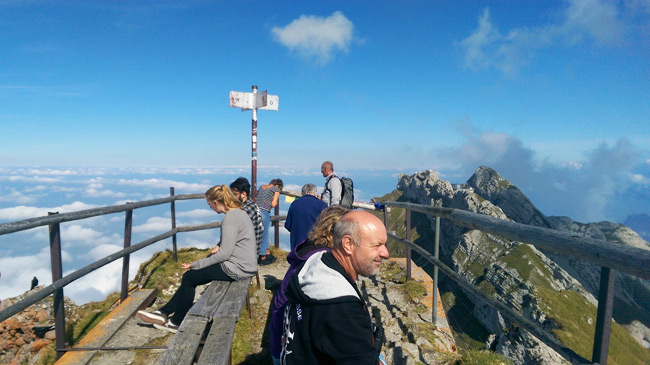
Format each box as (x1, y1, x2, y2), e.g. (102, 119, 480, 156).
(205, 184, 242, 210)
(307, 206, 349, 248)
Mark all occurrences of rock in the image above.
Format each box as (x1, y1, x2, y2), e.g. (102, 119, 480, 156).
(393, 168, 650, 364)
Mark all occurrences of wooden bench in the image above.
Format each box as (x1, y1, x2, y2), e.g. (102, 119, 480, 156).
(55, 288, 158, 364)
(158, 278, 252, 365)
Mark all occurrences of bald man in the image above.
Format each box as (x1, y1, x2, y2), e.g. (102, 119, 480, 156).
(281, 211, 389, 364)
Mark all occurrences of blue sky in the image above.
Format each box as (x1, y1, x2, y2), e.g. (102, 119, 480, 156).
(2, 1, 648, 168)
(1, 1, 650, 302)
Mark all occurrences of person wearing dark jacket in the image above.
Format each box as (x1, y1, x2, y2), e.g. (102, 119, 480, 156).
(281, 210, 389, 364)
(269, 206, 348, 364)
(284, 183, 327, 251)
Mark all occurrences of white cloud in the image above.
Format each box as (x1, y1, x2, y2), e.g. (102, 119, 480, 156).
(118, 178, 210, 193)
(132, 216, 171, 233)
(84, 188, 127, 198)
(272, 11, 356, 65)
(459, 0, 642, 74)
(0, 201, 97, 220)
(629, 173, 650, 185)
(176, 208, 214, 219)
(61, 224, 104, 242)
(0, 247, 52, 300)
(2, 175, 62, 183)
(0, 190, 38, 204)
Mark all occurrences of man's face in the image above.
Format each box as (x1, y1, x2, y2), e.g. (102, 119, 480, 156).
(321, 164, 329, 177)
(350, 223, 389, 278)
(231, 188, 246, 203)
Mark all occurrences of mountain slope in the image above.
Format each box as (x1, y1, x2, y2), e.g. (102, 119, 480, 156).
(381, 168, 650, 364)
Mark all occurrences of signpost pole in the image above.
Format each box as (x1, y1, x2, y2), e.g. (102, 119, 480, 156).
(229, 86, 278, 203)
(251, 85, 258, 201)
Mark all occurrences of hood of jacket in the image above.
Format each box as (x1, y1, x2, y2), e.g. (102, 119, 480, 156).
(286, 251, 361, 305)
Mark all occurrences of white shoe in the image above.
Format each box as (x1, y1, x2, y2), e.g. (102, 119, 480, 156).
(137, 310, 167, 326)
(154, 319, 179, 333)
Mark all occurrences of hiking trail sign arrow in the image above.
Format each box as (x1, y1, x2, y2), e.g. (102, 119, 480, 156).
(229, 85, 279, 200)
(230, 89, 279, 111)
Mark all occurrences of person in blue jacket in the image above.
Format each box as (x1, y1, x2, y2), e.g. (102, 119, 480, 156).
(284, 183, 327, 251)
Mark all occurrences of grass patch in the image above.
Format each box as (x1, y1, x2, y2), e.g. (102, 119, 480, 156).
(231, 285, 273, 364)
(66, 292, 121, 345)
(133, 335, 170, 364)
(402, 279, 427, 302)
(535, 287, 650, 364)
(136, 248, 211, 301)
(380, 260, 406, 283)
(439, 281, 491, 352)
(458, 349, 510, 364)
(498, 244, 553, 289)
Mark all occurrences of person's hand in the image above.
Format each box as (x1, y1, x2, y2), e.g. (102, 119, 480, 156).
(181, 262, 191, 270)
(211, 246, 220, 255)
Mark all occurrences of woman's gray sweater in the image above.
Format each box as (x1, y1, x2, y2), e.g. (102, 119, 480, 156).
(189, 208, 257, 280)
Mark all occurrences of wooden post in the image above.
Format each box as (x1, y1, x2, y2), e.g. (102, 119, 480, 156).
(48, 212, 66, 359)
(432, 216, 440, 325)
(121, 207, 133, 302)
(170, 187, 178, 261)
(274, 204, 280, 249)
(405, 209, 412, 281)
(592, 266, 616, 364)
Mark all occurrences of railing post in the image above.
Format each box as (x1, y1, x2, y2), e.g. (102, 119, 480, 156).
(121, 206, 133, 302)
(274, 204, 280, 249)
(592, 266, 616, 364)
(432, 216, 440, 325)
(405, 209, 412, 281)
(382, 206, 388, 228)
(48, 212, 66, 359)
(170, 187, 178, 261)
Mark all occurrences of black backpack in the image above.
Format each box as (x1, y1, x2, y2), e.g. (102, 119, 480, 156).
(338, 176, 354, 209)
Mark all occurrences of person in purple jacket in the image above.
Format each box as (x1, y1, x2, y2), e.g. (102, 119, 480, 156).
(269, 206, 349, 364)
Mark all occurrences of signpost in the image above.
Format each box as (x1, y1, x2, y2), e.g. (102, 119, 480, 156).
(229, 85, 279, 201)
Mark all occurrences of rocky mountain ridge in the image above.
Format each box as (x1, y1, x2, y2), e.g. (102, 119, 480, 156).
(387, 167, 650, 364)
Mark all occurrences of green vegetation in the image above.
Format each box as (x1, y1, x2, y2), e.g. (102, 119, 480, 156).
(136, 248, 210, 301)
(402, 279, 427, 302)
(66, 292, 122, 345)
(440, 282, 491, 352)
(535, 287, 650, 364)
(456, 350, 510, 364)
(498, 244, 553, 289)
(380, 259, 407, 283)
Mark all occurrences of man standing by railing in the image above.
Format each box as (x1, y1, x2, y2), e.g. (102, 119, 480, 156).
(320, 161, 342, 206)
(230, 177, 264, 255)
(285, 183, 327, 251)
(281, 210, 388, 364)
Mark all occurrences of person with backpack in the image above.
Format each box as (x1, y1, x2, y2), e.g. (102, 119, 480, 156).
(320, 161, 342, 206)
(320, 161, 354, 208)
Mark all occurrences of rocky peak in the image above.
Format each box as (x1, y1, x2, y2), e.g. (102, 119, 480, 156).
(467, 166, 552, 228)
(390, 168, 650, 363)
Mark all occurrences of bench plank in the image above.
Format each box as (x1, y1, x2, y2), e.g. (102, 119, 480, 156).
(188, 280, 231, 317)
(159, 278, 251, 364)
(158, 315, 209, 365)
(213, 278, 251, 318)
(196, 315, 239, 365)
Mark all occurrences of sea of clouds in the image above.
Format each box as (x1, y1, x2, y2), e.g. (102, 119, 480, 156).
(0, 166, 401, 304)
(1, 158, 648, 305)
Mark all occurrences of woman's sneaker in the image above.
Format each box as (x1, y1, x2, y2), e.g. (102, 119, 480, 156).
(154, 319, 179, 333)
(137, 310, 167, 326)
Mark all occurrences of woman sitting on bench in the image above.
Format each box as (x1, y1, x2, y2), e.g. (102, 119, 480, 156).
(138, 184, 257, 332)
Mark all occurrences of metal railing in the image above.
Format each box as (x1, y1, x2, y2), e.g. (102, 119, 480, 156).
(378, 200, 650, 365)
(2, 189, 649, 364)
